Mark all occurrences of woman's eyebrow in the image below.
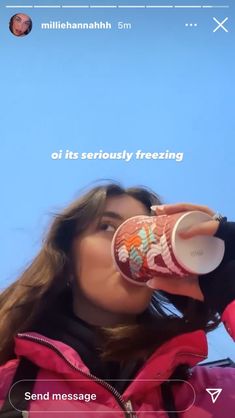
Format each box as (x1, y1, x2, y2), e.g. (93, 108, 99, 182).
(101, 211, 124, 221)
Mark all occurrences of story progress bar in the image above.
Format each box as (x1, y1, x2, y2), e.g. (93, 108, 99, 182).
(5, 5, 230, 10)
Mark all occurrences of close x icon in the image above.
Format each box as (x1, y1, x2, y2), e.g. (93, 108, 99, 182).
(213, 17, 229, 32)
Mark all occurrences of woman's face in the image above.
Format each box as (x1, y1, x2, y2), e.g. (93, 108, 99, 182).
(71, 195, 155, 325)
(11, 14, 31, 36)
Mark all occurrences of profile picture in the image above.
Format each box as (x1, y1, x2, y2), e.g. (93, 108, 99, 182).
(9, 13, 32, 37)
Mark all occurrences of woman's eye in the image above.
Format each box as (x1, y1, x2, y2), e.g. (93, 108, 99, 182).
(99, 223, 116, 233)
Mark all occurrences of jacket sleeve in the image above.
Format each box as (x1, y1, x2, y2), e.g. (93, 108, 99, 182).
(173, 365, 235, 418)
(0, 359, 19, 410)
(199, 220, 235, 341)
(221, 301, 235, 341)
(215, 220, 235, 340)
(214, 219, 235, 263)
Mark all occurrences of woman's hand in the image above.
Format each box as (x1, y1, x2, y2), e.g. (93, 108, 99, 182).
(151, 202, 220, 239)
(146, 202, 220, 301)
(147, 274, 204, 301)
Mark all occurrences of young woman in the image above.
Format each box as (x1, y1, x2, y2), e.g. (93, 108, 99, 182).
(0, 183, 234, 418)
(9, 14, 32, 37)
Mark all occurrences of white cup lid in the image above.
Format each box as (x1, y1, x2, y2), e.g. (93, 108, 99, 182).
(171, 211, 225, 275)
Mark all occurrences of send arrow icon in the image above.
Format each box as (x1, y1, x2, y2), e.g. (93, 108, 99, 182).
(206, 388, 222, 403)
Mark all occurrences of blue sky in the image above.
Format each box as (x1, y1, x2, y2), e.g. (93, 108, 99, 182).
(1, 0, 234, 362)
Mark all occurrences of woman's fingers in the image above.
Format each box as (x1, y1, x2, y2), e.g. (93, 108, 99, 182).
(146, 275, 204, 301)
(179, 220, 220, 239)
(150, 203, 218, 238)
(151, 203, 215, 217)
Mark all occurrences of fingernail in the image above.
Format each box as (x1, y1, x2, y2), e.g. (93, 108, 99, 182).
(150, 205, 164, 213)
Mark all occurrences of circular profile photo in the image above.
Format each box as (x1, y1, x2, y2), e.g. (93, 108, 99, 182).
(9, 13, 32, 37)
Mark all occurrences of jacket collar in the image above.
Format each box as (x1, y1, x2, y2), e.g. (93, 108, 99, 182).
(15, 329, 207, 396)
(125, 329, 207, 397)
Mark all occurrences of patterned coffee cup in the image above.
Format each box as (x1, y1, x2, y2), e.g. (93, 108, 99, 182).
(111, 211, 225, 285)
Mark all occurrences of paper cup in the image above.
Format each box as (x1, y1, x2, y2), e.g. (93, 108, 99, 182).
(111, 211, 225, 285)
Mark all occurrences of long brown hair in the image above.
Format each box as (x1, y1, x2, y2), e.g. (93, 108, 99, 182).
(0, 182, 220, 366)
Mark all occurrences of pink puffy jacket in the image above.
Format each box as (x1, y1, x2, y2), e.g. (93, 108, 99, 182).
(0, 310, 235, 418)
